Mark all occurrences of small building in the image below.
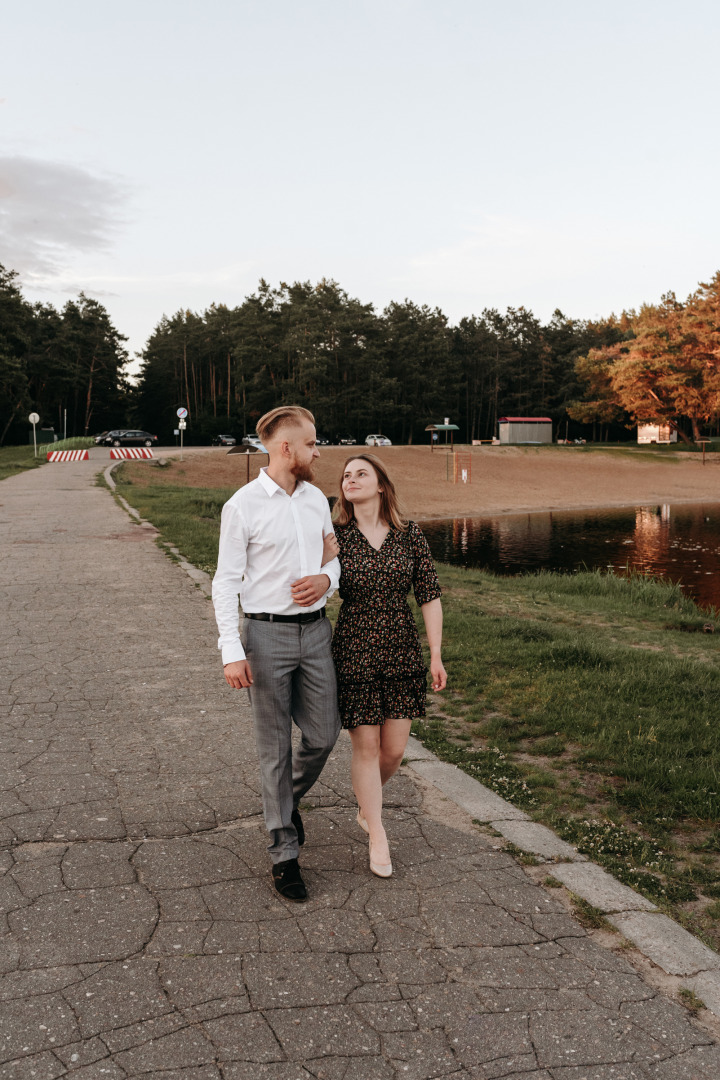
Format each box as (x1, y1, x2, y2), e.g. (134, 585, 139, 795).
(637, 423, 677, 445)
(498, 417, 553, 445)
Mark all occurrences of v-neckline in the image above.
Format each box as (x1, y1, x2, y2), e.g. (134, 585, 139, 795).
(354, 519, 391, 553)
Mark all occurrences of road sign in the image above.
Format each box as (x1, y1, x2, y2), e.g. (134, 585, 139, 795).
(178, 419, 187, 430)
(28, 413, 40, 457)
(177, 407, 188, 419)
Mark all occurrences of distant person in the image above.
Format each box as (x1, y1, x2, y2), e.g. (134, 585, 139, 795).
(324, 454, 447, 877)
(212, 406, 340, 902)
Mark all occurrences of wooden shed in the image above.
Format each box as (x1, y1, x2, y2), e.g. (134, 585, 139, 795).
(498, 417, 553, 444)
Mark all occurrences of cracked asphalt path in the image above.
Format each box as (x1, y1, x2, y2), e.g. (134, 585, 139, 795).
(1, 457, 719, 1079)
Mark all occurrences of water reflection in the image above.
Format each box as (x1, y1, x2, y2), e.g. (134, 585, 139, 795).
(420, 503, 720, 611)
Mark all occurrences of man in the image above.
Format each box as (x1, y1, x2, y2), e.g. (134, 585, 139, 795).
(212, 405, 340, 902)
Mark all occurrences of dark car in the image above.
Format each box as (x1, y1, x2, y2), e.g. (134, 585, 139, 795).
(211, 434, 236, 446)
(100, 430, 158, 448)
(95, 429, 126, 445)
(315, 433, 330, 446)
(335, 434, 357, 446)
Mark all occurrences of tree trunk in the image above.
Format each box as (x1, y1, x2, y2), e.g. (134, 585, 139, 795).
(0, 399, 23, 446)
(666, 418, 693, 445)
(83, 355, 96, 435)
(183, 341, 190, 413)
(191, 361, 198, 416)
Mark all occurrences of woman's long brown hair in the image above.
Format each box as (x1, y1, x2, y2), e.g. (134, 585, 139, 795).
(333, 453, 408, 531)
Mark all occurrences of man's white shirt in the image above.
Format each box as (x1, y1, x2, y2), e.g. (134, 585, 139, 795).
(212, 467, 340, 665)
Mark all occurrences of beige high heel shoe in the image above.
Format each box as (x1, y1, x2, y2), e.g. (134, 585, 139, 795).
(369, 837, 392, 878)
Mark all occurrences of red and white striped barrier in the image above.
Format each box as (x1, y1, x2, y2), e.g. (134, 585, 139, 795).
(109, 447, 154, 459)
(46, 449, 89, 462)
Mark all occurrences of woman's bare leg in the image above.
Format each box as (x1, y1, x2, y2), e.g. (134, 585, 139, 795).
(349, 724, 389, 864)
(379, 717, 412, 785)
(350, 718, 412, 867)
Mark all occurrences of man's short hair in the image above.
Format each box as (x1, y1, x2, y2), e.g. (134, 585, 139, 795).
(256, 405, 315, 444)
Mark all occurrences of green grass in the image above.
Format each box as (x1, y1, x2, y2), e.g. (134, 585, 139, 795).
(0, 444, 46, 482)
(52, 437, 95, 450)
(115, 468, 234, 575)
(0, 438, 96, 483)
(114, 468, 720, 950)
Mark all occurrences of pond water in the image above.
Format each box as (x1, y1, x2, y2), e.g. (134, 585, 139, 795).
(420, 503, 720, 612)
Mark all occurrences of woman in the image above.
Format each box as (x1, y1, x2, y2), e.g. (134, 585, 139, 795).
(324, 454, 447, 878)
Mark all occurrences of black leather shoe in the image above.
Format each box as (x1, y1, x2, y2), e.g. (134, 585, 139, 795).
(271, 858, 307, 902)
(291, 808, 305, 846)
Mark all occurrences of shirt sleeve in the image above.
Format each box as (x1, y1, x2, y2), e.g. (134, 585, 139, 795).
(212, 499, 249, 664)
(409, 522, 442, 606)
(321, 500, 340, 596)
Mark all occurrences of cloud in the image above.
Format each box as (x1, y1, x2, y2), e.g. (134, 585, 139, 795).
(0, 155, 127, 279)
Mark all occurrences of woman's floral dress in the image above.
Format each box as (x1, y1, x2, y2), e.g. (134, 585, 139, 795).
(331, 519, 442, 728)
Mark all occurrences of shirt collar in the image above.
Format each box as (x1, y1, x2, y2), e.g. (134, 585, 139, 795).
(258, 466, 306, 499)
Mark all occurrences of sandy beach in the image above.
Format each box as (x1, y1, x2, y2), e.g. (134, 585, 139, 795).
(131, 444, 720, 520)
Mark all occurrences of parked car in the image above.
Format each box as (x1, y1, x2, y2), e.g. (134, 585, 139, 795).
(335, 434, 357, 446)
(315, 434, 330, 446)
(365, 434, 392, 446)
(211, 434, 236, 446)
(99, 430, 158, 448)
(95, 429, 126, 445)
(241, 434, 268, 453)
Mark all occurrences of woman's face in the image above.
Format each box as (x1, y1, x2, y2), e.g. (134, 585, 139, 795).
(342, 459, 382, 505)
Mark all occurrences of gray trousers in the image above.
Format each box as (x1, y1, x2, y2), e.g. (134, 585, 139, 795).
(242, 616, 340, 863)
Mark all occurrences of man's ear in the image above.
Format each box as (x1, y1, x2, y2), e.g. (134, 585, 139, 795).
(280, 439, 292, 459)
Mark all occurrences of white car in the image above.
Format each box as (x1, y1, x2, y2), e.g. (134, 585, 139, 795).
(241, 434, 268, 453)
(365, 434, 392, 447)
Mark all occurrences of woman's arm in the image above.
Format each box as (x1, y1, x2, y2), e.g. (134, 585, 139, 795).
(420, 597, 447, 691)
(322, 531, 339, 566)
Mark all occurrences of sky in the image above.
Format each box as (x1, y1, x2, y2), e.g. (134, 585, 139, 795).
(2, 0, 720, 373)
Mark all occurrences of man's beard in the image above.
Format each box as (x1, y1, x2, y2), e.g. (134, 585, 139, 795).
(290, 458, 315, 483)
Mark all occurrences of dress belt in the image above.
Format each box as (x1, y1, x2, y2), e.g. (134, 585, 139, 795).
(245, 609, 326, 624)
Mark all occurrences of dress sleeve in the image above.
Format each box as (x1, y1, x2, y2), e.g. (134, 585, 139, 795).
(408, 522, 442, 606)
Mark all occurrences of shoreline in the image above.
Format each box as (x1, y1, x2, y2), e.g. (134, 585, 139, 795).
(411, 493, 720, 522)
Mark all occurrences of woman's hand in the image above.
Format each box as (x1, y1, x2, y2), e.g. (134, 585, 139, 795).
(322, 531, 340, 566)
(430, 657, 447, 691)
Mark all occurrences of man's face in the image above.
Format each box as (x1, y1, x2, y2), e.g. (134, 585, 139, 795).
(287, 419, 320, 482)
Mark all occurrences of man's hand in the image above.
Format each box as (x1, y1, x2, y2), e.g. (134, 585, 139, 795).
(291, 573, 330, 607)
(223, 660, 253, 688)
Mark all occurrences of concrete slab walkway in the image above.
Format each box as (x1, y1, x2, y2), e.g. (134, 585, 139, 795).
(1, 456, 719, 1079)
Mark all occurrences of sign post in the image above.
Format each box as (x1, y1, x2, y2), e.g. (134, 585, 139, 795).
(28, 412, 40, 457)
(177, 408, 188, 461)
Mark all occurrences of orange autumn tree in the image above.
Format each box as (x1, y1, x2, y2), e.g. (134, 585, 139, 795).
(571, 274, 720, 442)
(568, 342, 630, 428)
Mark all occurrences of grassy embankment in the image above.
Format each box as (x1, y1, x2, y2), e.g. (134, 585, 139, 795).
(0, 438, 96, 482)
(114, 460, 720, 949)
(0, 444, 46, 482)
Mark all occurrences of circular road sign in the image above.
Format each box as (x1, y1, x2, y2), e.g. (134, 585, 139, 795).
(177, 407, 188, 419)
(28, 412, 40, 424)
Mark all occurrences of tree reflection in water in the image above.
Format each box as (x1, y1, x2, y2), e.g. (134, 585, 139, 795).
(421, 503, 720, 611)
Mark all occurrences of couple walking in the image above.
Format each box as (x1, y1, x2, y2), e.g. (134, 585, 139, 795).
(212, 406, 446, 902)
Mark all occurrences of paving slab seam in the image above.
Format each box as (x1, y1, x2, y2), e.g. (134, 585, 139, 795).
(100, 463, 720, 1031)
